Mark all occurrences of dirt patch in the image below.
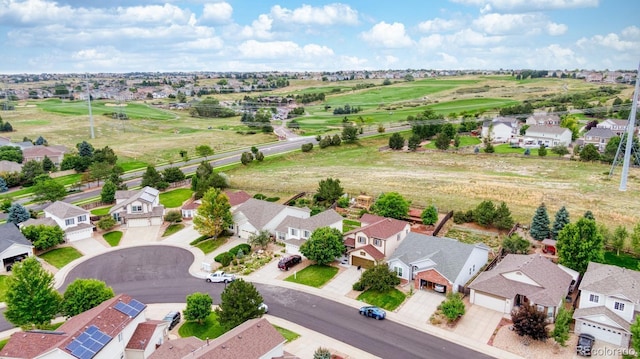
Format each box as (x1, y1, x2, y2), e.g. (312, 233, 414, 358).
(491, 323, 578, 359)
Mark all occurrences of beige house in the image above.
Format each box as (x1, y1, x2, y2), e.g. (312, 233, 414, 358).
(22, 145, 68, 166)
(110, 186, 165, 227)
(343, 214, 410, 268)
(524, 125, 572, 147)
(275, 209, 344, 256)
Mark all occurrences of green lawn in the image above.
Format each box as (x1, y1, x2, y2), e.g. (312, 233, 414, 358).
(0, 275, 9, 302)
(0, 338, 8, 350)
(603, 251, 639, 270)
(118, 160, 148, 172)
(178, 312, 226, 340)
(103, 231, 123, 247)
(284, 264, 339, 288)
(162, 223, 185, 237)
(274, 325, 300, 342)
(159, 188, 193, 208)
(39, 247, 83, 269)
(493, 144, 539, 155)
(357, 288, 406, 311)
(91, 206, 112, 216)
(195, 237, 228, 254)
(424, 135, 482, 149)
(37, 99, 176, 120)
(343, 219, 361, 232)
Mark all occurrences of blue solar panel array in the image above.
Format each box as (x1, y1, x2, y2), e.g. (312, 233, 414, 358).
(65, 325, 112, 359)
(113, 299, 146, 317)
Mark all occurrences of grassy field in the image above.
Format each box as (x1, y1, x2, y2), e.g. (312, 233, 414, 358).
(36, 99, 175, 120)
(91, 206, 112, 216)
(603, 251, 640, 270)
(159, 188, 193, 208)
(195, 237, 227, 254)
(162, 223, 185, 237)
(178, 312, 226, 340)
(39, 247, 83, 269)
(103, 231, 123, 247)
(284, 264, 339, 287)
(0, 275, 8, 302)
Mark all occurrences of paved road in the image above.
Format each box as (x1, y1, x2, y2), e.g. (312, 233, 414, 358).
(1, 246, 493, 359)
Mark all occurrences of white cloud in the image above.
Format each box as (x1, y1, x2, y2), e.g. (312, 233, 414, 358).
(0, 0, 75, 25)
(239, 14, 274, 40)
(473, 13, 560, 35)
(621, 26, 640, 39)
(417, 34, 445, 51)
(577, 32, 637, 51)
(546, 22, 567, 36)
(236, 40, 333, 60)
(451, 0, 598, 12)
(448, 29, 503, 46)
(360, 22, 414, 48)
(180, 37, 224, 51)
(201, 2, 233, 23)
(417, 18, 461, 33)
(115, 4, 191, 24)
(270, 3, 358, 26)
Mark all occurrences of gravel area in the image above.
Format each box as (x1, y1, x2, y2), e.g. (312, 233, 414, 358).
(492, 324, 579, 358)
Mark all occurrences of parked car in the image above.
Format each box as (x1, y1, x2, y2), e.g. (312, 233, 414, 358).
(162, 311, 181, 330)
(433, 284, 446, 293)
(359, 306, 386, 320)
(278, 255, 302, 271)
(576, 333, 595, 356)
(205, 270, 236, 283)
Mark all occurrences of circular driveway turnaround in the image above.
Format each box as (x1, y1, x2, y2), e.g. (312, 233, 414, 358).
(51, 246, 491, 359)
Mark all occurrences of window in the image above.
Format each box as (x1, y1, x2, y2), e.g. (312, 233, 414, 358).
(77, 215, 87, 222)
(118, 333, 123, 342)
(357, 236, 366, 244)
(131, 205, 142, 213)
(469, 268, 472, 275)
(473, 264, 476, 271)
(589, 294, 599, 303)
(615, 302, 625, 311)
(374, 239, 382, 247)
(65, 218, 75, 226)
(394, 266, 403, 276)
(277, 232, 285, 240)
(290, 228, 298, 236)
(303, 230, 311, 239)
(396, 234, 400, 241)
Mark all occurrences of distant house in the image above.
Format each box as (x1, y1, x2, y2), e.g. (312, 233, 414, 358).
(524, 125, 572, 147)
(525, 113, 561, 126)
(40, 201, 94, 241)
(275, 209, 343, 256)
(597, 118, 635, 136)
(0, 294, 169, 359)
(231, 198, 310, 240)
(109, 186, 165, 227)
(481, 117, 519, 143)
(583, 127, 616, 152)
(0, 223, 33, 273)
(0, 160, 22, 174)
(22, 145, 68, 166)
(387, 233, 489, 294)
(343, 214, 410, 269)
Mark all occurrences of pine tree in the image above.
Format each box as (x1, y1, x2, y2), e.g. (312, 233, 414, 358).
(530, 203, 551, 241)
(551, 206, 570, 240)
(494, 202, 515, 230)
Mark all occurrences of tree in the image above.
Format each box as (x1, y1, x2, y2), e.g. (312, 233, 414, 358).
(255, 151, 264, 161)
(240, 151, 253, 165)
(331, 134, 341, 146)
(407, 134, 421, 151)
(93, 146, 118, 165)
(21, 159, 45, 186)
(162, 167, 186, 183)
(551, 307, 572, 346)
(88, 161, 112, 186)
(537, 144, 547, 157)
(583, 210, 595, 221)
(371, 192, 409, 220)
(389, 132, 404, 150)
(4, 257, 62, 328)
(580, 143, 600, 161)
(61, 279, 115, 317)
(631, 316, 640, 358)
(434, 132, 451, 150)
(631, 223, 640, 256)
(551, 145, 569, 157)
(215, 279, 264, 330)
(193, 188, 233, 239)
(556, 217, 604, 273)
(195, 145, 214, 159)
(76, 140, 94, 158)
(97, 216, 116, 231)
(355, 263, 400, 292)
(611, 225, 629, 255)
(140, 165, 167, 189)
(42, 156, 56, 172)
(248, 230, 271, 250)
(21, 224, 65, 251)
(164, 210, 182, 223)
(184, 292, 213, 325)
(341, 123, 359, 143)
(530, 203, 551, 241)
(511, 304, 549, 342)
(494, 202, 515, 230)
(32, 176, 67, 204)
(315, 177, 344, 205)
(0, 177, 8, 192)
(502, 233, 530, 254)
(439, 292, 465, 322)
(101, 180, 117, 203)
(7, 203, 30, 224)
(421, 205, 438, 225)
(299, 227, 345, 266)
(474, 200, 496, 227)
(551, 206, 570, 240)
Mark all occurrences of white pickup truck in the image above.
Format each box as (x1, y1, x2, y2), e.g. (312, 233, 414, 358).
(205, 270, 236, 283)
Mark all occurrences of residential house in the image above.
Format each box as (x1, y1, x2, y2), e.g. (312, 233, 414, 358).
(0, 294, 168, 359)
(524, 125, 572, 148)
(41, 201, 94, 241)
(597, 119, 636, 137)
(469, 254, 574, 322)
(481, 117, 519, 143)
(231, 198, 310, 240)
(275, 209, 343, 256)
(525, 113, 561, 126)
(0, 160, 22, 174)
(573, 262, 640, 347)
(22, 145, 68, 166)
(181, 190, 251, 219)
(343, 214, 410, 268)
(0, 223, 33, 273)
(387, 233, 489, 294)
(583, 127, 616, 152)
(149, 318, 287, 359)
(110, 186, 165, 227)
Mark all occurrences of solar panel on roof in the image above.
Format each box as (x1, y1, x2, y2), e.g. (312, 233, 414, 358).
(114, 301, 128, 314)
(85, 326, 98, 335)
(66, 340, 80, 351)
(88, 340, 102, 352)
(95, 333, 110, 345)
(65, 326, 112, 359)
(129, 299, 146, 311)
(77, 332, 90, 343)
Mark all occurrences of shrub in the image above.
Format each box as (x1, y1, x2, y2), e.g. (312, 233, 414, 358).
(352, 281, 366, 291)
(254, 193, 267, 200)
(337, 196, 350, 208)
(266, 197, 280, 202)
(236, 249, 244, 259)
(97, 216, 117, 231)
(164, 210, 182, 223)
(229, 243, 251, 257)
(301, 143, 313, 152)
(214, 252, 233, 266)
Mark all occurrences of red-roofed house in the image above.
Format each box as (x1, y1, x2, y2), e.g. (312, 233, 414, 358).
(0, 294, 168, 359)
(343, 215, 410, 268)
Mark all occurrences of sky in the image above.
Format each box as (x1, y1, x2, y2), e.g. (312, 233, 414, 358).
(0, 0, 639, 74)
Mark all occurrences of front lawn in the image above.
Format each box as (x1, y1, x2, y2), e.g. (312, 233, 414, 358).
(195, 237, 228, 255)
(603, 251, 639, 270)
(493, 144, 539, 155)
(103, 231, 123, 247)
(284, 264, 338, 288)
(39, 247, 83, 269)
(357, 288, 406, 311)
(159, 188, 193, 208)
(162, 223, 185, 237)
(0, 275, 9, 302)
(178, 312, 226, 340)
(0, 338, 8, 350)
(343, 219, 361, 232)
(274, 325, 300, 342)
(91, 207, 112, 216)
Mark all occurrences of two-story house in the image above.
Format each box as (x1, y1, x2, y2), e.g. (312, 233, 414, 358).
(524, 125, 573, 148)
(22, 145, 68, 166)
(275, 209, 343, 257)
(181, 190, 251, 219)
(573, 262, 640, 347)
(582, 127, 616, 152)
(597, 118, 636, 137)
(231, 198, 311, 240)
(387, 233, 489, 294)
(343, 214, 410, 269)
(481, 117, 519, 143)
(525, 113, 561, 126)
(37, 201, 94, 242)
(109, 186, 165, 227)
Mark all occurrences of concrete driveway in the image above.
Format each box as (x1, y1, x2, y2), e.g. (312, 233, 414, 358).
(120, 225, 162, 246)
(70, 235, 108, 256)
(453, 304, 504, 344)
(396, 288, 445, 323)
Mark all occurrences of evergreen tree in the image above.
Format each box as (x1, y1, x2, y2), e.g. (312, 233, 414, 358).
(551, 206, 570, 240)
(215, 279, 264, 331)
(494, 202, 515, 230)
(0, 177, 7, 192)
(42, 156, 55, 172)
(530, 203, 551, 241)
(7, 203, 30, 224)
(388, 132, 404, 150)
(140, 165, 166, 189)
(537, 144, 547, 157)
(584, 211, 595, 220)
(101, 180, 117, 203)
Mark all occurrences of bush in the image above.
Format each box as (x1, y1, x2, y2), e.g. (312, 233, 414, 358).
(301, 143, 313, 152)
(337, 196, 350, 208)
(253, 193, 267, 200)
(164, 210, 182, 223)
(229, 243, 251, 257)
(214, 252, 233, 266)
(97, 216, 117, 231)
(352, 281, 366, 291)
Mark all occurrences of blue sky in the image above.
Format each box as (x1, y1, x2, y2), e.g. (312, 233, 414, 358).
(0, 0, 638, 73)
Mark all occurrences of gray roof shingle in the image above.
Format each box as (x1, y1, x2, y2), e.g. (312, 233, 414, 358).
(579, 262, 640, 304)
(0, 223, 33, 252)
(275, 209, 342, 233)
(234, 198, 310, 230)
(44, 201, 89, 219)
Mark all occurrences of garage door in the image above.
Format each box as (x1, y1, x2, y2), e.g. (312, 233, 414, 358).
(472, 291, 507, 313)
(351, 256, 374, 269)
(128, 219, 149, 227)
(579, 321, 624, 346)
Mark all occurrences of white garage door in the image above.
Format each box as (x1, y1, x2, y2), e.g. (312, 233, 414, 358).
(285, 244, 301, 256)
(127, 218, 149, 227)
(579, 321, 624, 346)
(472, 291, 507, 313)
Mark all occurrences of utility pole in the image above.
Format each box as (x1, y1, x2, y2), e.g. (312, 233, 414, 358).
(612, 61, 639, 191)
(87, 75, 95, 139)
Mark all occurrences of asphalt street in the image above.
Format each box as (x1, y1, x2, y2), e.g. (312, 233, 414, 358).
(0, 246, 492, 359)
